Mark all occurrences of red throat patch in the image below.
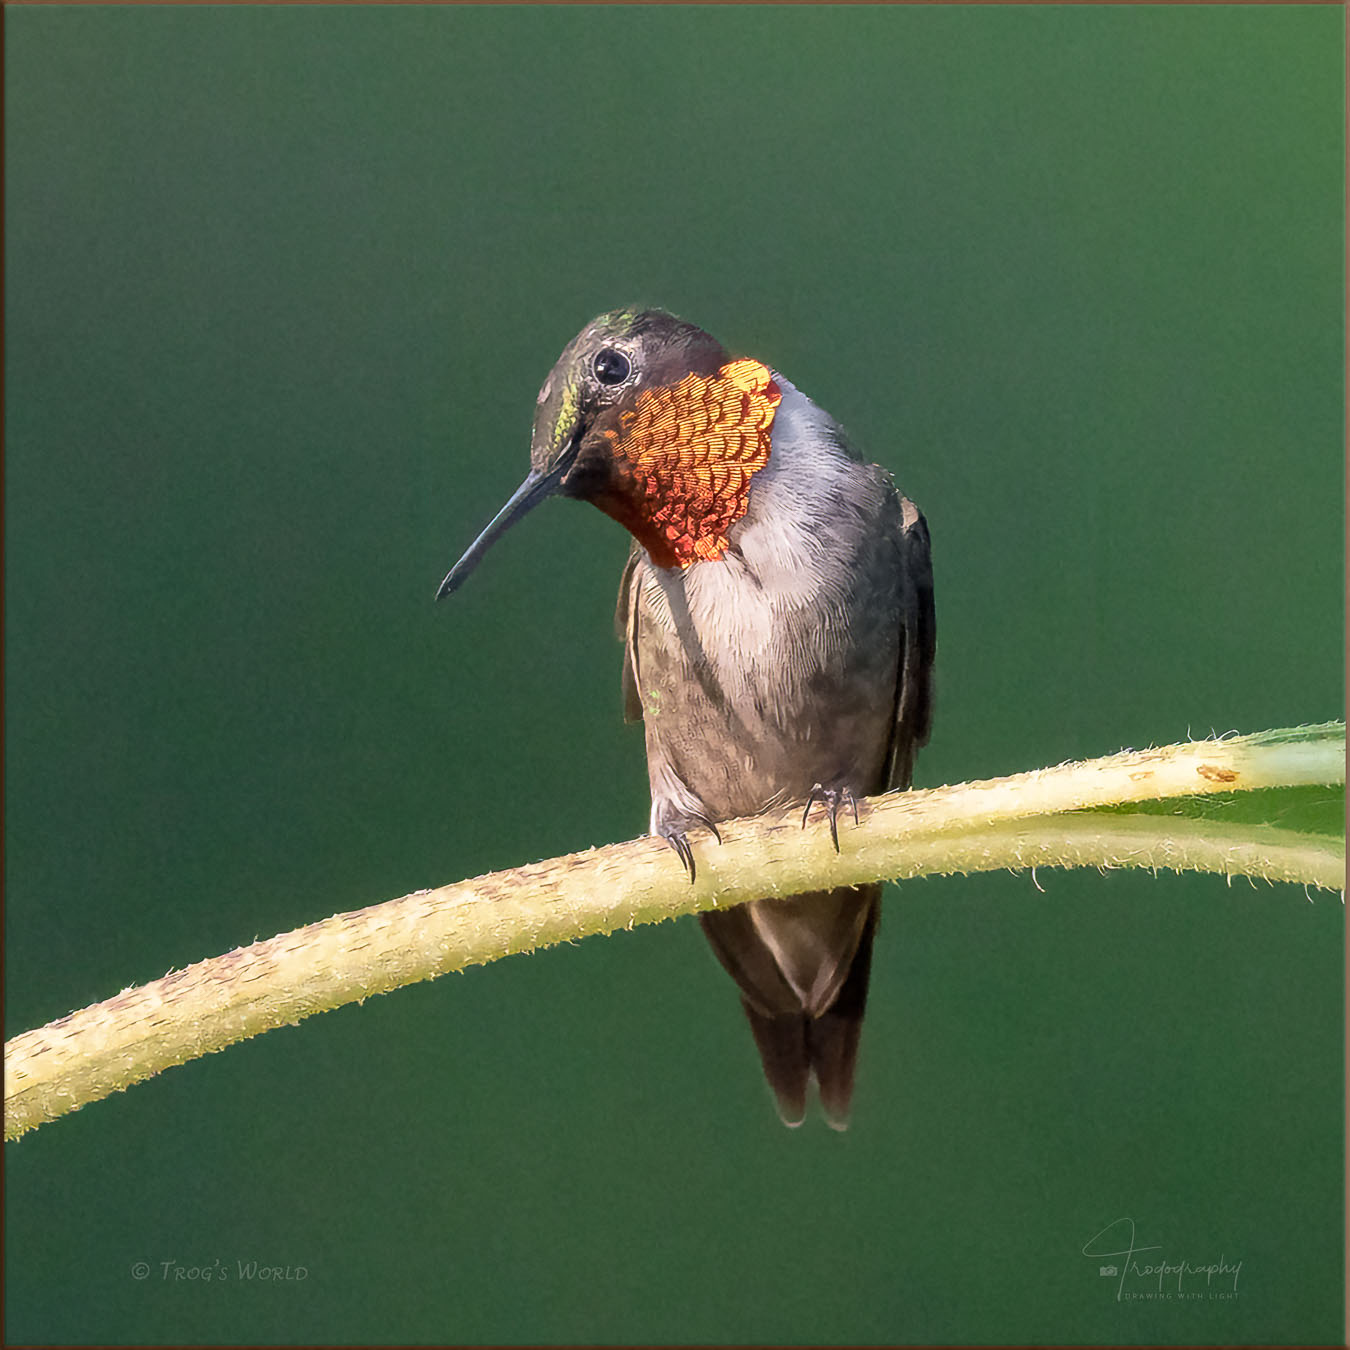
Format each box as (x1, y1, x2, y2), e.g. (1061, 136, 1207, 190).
(598, 358, 781, 568)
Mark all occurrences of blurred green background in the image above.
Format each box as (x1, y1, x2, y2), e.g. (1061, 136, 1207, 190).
(5, 6, 1343, 1345)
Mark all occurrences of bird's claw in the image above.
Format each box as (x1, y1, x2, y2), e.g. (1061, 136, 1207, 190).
(801, 784, 860, 853)
(663, 831, 697, 882)
(657, 813, 721, 884)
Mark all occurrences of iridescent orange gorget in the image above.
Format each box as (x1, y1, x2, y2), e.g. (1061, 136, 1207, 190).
(600, 358, 781, 569)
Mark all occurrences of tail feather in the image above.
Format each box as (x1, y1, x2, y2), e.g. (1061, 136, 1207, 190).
(739, 1000, 809, 1127)
(807, 902, 879, 1130)
(703, 887, 881, 1127)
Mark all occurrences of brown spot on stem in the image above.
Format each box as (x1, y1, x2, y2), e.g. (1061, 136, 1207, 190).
(1196, 764, 1239, 783)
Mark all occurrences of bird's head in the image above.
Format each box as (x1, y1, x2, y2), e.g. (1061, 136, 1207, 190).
(437, 309, 781, 599)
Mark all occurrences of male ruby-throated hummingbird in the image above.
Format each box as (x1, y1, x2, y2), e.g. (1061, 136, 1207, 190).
(438, 309, 934, 1128)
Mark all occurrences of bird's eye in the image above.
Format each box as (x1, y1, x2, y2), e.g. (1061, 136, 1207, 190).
(592, 348, 632, 386)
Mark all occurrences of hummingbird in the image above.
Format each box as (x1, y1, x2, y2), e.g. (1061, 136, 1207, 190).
(438, 309, 934, 1128)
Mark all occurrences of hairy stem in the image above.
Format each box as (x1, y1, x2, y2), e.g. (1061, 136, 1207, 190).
(6, 724, 1343, 1141)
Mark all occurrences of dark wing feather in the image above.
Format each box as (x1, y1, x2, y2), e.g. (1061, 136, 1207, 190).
(884, 497, 936, 792)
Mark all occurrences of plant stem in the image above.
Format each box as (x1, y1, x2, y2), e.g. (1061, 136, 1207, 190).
(6, 723, 1343, 1142)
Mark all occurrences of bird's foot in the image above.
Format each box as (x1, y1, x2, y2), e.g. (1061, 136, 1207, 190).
(656, 813, 722, 884)
(801, 784, 860, 853)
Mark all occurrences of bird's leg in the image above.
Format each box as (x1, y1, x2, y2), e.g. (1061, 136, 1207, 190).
(655, 811, 722, 884)
(801, 784, 861, 853)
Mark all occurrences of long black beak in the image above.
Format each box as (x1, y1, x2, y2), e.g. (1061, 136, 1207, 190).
(435, 465, 565, 600)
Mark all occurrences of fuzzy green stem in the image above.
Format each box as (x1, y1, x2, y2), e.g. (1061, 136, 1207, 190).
(6, 724, 1343, 1141)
